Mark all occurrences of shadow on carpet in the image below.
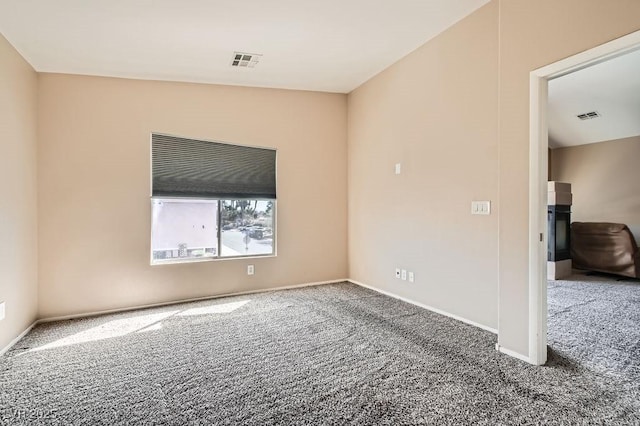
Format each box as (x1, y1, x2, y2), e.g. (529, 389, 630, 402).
(548, 276, 640, 383)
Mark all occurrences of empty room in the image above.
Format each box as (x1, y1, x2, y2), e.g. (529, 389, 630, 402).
(1, 1, 639, 424)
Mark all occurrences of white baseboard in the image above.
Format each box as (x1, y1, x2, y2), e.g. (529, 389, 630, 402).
(0, 321, 38, 357)
(38, 278, 348, 323)
(348, 279, 498, 334)
(348, 280, 541, 365)
(495, 343, 533, 364)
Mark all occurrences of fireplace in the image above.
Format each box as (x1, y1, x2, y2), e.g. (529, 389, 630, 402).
(548, 205, 571, 261)
(547, 181, 572, 279)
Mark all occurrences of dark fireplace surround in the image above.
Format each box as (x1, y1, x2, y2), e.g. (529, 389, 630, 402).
(548, 204, 571, 262)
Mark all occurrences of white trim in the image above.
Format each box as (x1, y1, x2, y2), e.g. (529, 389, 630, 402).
(496, 344, 532, 364)
(38, 279, 347, 323)
(528, 30, 640, 366)
(0, 321, 37, 357)
(348, 279, 498, 334)
(151, 253, 277, 266)
(533, 35, 640, 80)
(528, 71, 549, 366)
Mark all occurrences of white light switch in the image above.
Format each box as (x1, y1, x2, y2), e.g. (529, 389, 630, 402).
(395, 163, 401, 175)
(471, 201, 491, 215)
(247, 265, 254, 275)
(0, 301, 5, 321)
(408, 272, 415, 283)
(401, 269, 407, 280)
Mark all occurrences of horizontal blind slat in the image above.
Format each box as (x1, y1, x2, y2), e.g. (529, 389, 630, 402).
(152, 134, 276, 199)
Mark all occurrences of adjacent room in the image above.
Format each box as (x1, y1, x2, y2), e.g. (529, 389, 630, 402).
(546, 47, 640, 382)
(1, 1, 640, 424)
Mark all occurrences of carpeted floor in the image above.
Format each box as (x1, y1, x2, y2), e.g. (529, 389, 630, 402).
(1, 281, 639, 425)
(548, 272, 640, 382)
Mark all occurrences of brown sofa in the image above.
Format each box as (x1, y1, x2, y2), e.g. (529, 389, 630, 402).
(571, 222, 640, 278)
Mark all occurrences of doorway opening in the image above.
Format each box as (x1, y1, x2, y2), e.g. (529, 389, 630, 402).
(528, 30, 640, 366)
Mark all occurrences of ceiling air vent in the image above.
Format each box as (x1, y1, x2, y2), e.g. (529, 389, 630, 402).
(576, 111, 601, 120)
(231, 52, 262, 68)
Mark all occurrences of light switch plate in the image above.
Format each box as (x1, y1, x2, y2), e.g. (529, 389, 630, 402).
(408, 272, 415, 283)
(401, 269, 407, 280)
(471, 201, 491, 215)
(0, 301, 5, 321)
(247, 265, 254, 275)
(395, 163, 401, 175)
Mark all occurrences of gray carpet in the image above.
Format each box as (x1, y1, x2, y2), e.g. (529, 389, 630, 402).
(548, 274, 640, 382)
(1, 282, 639, 425)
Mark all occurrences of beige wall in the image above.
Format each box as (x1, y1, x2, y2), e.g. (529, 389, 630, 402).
(498, 0, 640, 356)
(0, 34, 38, 350)
(550, 136, 640, 240)
(348, 0, 640, 357)
(37, 74, 347, 318)
(348, 2, 500, 329)
(5, 0, 640, 360)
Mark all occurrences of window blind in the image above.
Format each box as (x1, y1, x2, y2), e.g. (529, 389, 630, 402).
(152, 134, 276, 199)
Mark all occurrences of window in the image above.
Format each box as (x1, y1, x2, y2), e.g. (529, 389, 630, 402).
(220, 200, 274, 257)
(151, 199, 218, 262)
(150, 134, 276, 264)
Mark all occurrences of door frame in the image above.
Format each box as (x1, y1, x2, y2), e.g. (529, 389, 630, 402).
(528, 30, 640, 365)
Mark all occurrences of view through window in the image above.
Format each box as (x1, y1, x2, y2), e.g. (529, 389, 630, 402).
(151, 198, 274, 263)
(220, 200, 274, 257)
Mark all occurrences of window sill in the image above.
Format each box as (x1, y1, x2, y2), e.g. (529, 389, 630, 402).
(150, 253, 276, 266)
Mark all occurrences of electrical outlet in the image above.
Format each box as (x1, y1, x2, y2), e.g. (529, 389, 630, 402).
(247, 265, 254, 275)
(401, 269, 407, 281)
(0, 301, 5, 321)
(395, 268, 401, 279)
(408, 272, 414, 283)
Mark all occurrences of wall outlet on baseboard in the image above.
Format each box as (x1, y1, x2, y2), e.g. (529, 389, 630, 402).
(0, 301, 5, 321)
(247, 265, 254, 276)
(395, 268, 401, 279)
